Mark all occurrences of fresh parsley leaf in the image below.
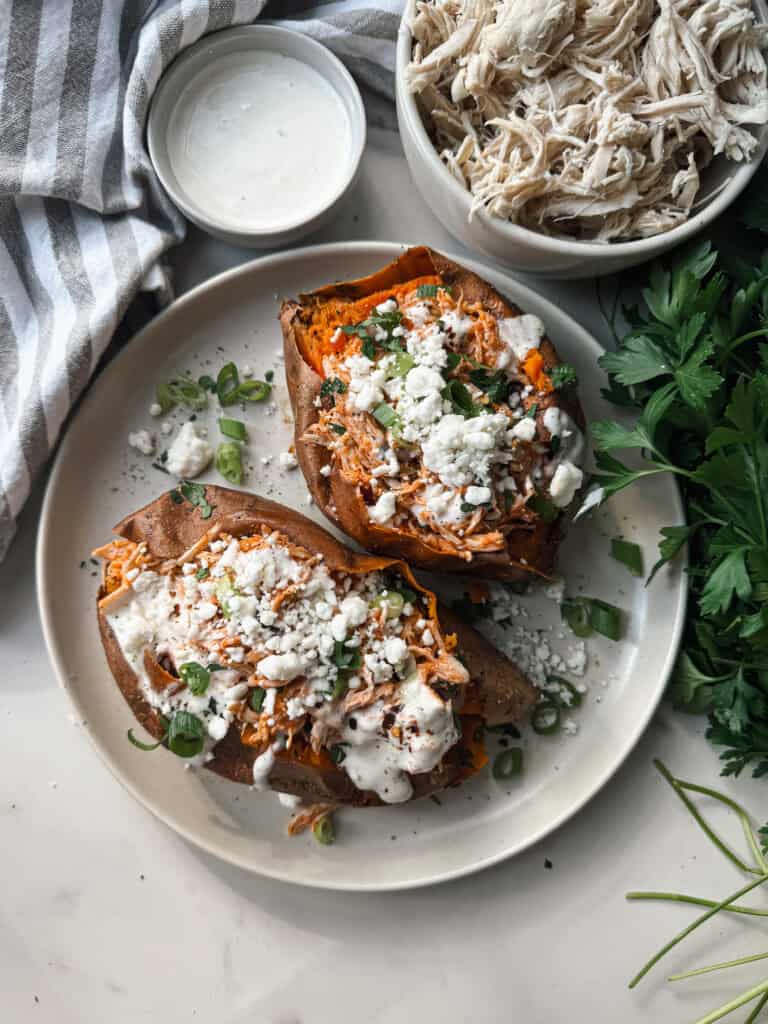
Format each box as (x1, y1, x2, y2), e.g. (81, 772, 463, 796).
(699, 548, 752, 616)
(598, 335, 672, 385)
(647, 524, 694, 583)
(442, 379, 482, 418)
(361, 337, 376, 360)
(179, 480, 213, 519)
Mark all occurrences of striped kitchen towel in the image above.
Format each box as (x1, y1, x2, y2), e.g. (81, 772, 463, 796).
(0, 0, 403, 562)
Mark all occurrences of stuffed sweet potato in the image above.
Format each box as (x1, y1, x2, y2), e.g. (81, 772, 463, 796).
(281, 246, 585, 581)
(93, 486, 536, 822)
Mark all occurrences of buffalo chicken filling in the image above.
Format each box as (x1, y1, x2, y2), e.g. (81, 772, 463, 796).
(95, 525, 483, 804)
(302, 276, 584, 561)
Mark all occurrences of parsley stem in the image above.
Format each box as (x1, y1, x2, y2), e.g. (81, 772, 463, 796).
(744, 992, 768, 1024)
(626, 892, 768, 918)
(627, 875, 768, 989)
(691, 977, 768, 1024)
(722, 327, 768, 358)
(669, 950, 768, 982)
(654, 760, 762, 875)
(672, 777, 768, 875)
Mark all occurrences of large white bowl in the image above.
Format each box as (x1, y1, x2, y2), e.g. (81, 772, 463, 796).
(396, 1, 768, 279)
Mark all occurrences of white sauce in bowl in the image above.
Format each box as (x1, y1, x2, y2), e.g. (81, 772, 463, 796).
(166, 51, 353, 232)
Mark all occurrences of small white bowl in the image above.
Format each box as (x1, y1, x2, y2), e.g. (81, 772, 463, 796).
(148, 25, 366, 248)
(396, 2, 768, 279)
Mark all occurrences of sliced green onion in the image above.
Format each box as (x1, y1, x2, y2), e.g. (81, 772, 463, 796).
(165, 375, 208, 411)
(372, 590, 404, 619)
(127, 728, 164, 751)
(527, 494, 559, 524)
(331, 675, 349, 701)
(532, 702, 561, 735)
(492, 748, 523, 779)
(390, 352, 414, 378)
(611, 538, 644, 577)
(216, 441, 243, 485)
(195, 566, 209, 580)
(237, 379, 271, 403)
(178, 661, 210, 696)
(589, 598, 623, 641)
(215, 576, 238, 617)
(216, 362, 241, 405)
(219, 417, 247, 441)
(525, 402, 539, 419)
(249, 687, 266, 713)
(561, 598, 593, 638)
(373, 403, 398, 428)
(330, 744, 346, 764)
(155, 382, 176, 413)
(167, 711, 205, 758)
(416, 283, 452, 298)
(313, 815, 335, 845)
(547, 675, 583, 709)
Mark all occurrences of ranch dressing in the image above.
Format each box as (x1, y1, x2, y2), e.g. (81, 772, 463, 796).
(167, 51, 352, 230)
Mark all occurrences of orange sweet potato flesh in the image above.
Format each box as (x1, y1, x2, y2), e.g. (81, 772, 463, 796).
(280, 246, 584, 582)
(96, 486, 536, 807)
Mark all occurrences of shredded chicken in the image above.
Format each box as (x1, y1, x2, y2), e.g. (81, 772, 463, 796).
(407, 0, 768, 241)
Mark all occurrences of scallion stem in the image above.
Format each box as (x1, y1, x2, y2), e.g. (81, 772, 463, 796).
(669, 951, 768, 982)
(628, 875, 768, 989)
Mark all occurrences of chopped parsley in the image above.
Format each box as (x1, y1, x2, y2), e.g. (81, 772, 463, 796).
(469, 366, 511, 404)
(547, 364, 579, 390)
(320, 377, 347, 407)
(178, 480, 213, 519)
(330, 423, 347, 435)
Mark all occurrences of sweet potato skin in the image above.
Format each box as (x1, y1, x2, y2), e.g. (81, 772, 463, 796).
(96, 486, 536, 806)
(281, 246, 584, 581)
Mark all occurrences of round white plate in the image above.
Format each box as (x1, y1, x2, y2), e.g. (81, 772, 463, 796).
(37, 242, 685, 890)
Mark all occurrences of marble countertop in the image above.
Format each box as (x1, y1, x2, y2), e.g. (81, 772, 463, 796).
(4, 126, 768, 1024)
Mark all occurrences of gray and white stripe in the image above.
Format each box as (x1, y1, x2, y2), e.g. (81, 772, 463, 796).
(0, 0, 402, 561)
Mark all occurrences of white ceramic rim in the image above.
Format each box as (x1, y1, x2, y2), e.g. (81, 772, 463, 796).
(396, 0, 768, 258)
(147, 24, 367, 239)
(36, 242, 687, 890)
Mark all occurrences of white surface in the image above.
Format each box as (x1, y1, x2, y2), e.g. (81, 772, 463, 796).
(148, 27, 366, 247)
(395, 0, 768, 279)
(36, 242, 684, 889)
(5, 126, 768, 1022)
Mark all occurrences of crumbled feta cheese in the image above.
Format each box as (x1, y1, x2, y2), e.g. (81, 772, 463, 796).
(511, 417, 537, 442)
(368, 491, 396, 524)
(149, 402, 163, 417)
(166, 422, 213, 478)
(549, 461, 584, 508)
(259, 652, 305, 682)
(465, 485, 491, 506)
(278, 451, 297, 470)
(128, 430, 155, 456)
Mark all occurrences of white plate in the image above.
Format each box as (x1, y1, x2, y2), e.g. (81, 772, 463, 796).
(37, 242, 685, 891)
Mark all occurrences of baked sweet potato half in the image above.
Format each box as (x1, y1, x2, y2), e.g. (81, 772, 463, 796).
(281, 246, 585, 581)
(94, 485, 536, 821)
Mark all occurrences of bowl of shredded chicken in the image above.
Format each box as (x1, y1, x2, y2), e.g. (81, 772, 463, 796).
(397, 0, 768, 276)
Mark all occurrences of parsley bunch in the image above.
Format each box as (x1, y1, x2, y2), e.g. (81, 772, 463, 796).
(592, 215, 768, 780)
